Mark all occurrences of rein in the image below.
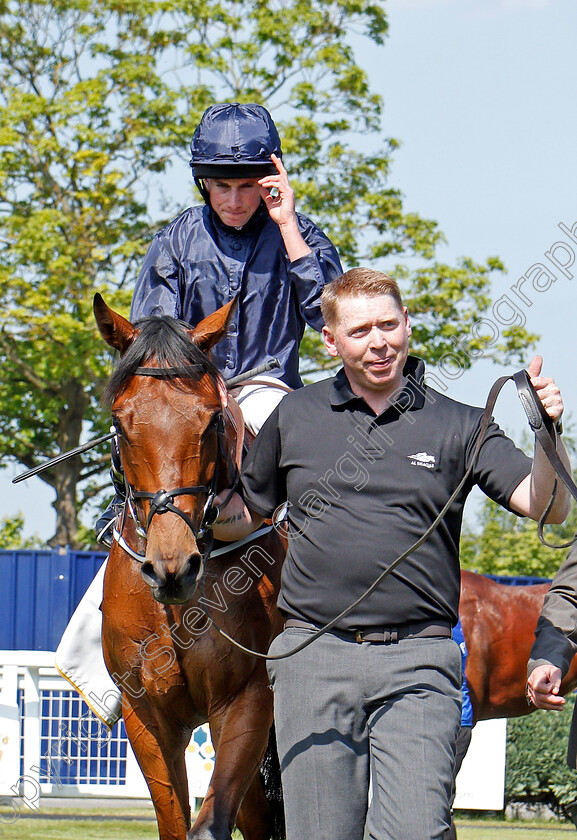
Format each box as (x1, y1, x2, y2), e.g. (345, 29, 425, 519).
(201, 368, 577, 661)
(513, 370, 577, 549)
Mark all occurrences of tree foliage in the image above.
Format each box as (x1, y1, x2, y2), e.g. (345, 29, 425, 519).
(0, 514, 42, 548)
(460, 500, 577, 580)
(460, 429, 577, 578)
(506, 695, 577, 820)
(0, 0, 537, 545)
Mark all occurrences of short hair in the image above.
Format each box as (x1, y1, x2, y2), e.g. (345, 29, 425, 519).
(321, 268, 404, 330)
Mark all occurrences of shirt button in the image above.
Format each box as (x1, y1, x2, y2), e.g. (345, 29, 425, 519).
(232, 241, 242, 251)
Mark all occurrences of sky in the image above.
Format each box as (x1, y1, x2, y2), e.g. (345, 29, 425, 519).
(373, 0, 577, 516)
(2, 0, 576, 542)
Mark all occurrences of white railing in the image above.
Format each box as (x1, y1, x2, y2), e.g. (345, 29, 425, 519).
(0, 651, 214, 808)
(0, 652, 505, 812)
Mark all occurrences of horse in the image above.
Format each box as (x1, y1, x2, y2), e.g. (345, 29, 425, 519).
(93, 294, 285, 840)
(460, 570, 577, 723)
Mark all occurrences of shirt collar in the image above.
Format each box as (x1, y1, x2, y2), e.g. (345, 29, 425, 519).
(329, 355, 427, 415)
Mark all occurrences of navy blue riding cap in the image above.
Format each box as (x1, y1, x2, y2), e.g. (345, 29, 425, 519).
(190, 103, 282, 180)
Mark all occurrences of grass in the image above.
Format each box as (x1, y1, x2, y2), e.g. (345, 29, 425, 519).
(0, 814, 160, 840)
(455, 820, 575, 839)
(1, 809, 575, 839)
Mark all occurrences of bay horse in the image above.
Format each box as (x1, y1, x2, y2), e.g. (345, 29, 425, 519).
(460, 570, 577, 723)
(94, 294, 285, 840)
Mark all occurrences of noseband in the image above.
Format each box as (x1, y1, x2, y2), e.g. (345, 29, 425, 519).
(130, 471, 219, 541)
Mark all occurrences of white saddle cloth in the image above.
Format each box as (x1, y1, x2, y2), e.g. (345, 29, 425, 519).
(55, 561, 122, 729)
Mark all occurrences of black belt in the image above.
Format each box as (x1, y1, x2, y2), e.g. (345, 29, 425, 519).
(284, 618, 452, 644)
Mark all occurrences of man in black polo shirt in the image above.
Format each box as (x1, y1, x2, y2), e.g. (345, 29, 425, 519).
(214, 267, 571, 840)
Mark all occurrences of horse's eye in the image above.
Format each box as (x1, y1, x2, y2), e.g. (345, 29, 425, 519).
(209, 412, 223, 430)
(111, 418, 125, 439)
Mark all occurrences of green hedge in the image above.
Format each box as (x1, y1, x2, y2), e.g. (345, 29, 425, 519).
(506, 694, 577, 818)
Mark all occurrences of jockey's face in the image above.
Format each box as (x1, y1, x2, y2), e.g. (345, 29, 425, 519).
(322, 294, 412, 402)
(205, 178, 262, 228)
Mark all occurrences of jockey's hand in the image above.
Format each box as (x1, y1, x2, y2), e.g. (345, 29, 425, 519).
(527, 356, 564, 426)
(526, 663, 565, 710)
(258, 154, 297, 228)
(258, 154, 311, 262)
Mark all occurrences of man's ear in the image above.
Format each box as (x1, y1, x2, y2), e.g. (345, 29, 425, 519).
(322, 325, 340, 359)
(404, 306, 412, 338)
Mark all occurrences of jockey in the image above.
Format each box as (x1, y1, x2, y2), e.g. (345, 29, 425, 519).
(57, 104, 340, 728)
(95, 102, 342, 544)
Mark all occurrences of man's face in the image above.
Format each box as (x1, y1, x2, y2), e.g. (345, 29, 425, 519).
(205, 177, 262, 227)
(322, 294, 412, 398)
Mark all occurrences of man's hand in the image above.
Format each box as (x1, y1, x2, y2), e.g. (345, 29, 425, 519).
(527, 355, 564, 425)
(258, 153, 296, 227)
(509, 354, 571, 522)
(526, 663, 565, 710)
(211, 491, 263, 542)
(258, 154, 311, 262)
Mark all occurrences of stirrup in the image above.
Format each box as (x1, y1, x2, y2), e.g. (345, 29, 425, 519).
(96, 516, 115, 548)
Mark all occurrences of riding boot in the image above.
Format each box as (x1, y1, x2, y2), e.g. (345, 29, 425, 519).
(95, 437, 126, 547)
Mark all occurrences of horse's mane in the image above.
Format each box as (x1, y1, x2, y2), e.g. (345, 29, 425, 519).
(104, 316, 221, 405)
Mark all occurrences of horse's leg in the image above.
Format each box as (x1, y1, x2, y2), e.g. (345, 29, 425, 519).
(123, 698, 193, 840)
(190, 675, 273, 840)
(235, 770, 274, 840)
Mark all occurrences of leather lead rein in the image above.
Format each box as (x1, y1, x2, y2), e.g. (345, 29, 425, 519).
(204, 367, 577, 660)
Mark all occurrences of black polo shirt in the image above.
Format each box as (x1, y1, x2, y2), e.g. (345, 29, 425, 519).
(240, 357, 532, 629)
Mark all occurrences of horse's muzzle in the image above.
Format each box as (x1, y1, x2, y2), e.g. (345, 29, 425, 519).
(141, 551, 203, 605)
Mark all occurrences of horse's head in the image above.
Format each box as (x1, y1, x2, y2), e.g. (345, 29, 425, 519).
(94, 293, 237, 605)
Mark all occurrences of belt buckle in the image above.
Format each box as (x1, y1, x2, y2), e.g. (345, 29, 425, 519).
(355, 628, 399, 643)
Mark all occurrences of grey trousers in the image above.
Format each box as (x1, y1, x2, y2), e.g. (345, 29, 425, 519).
(267, 628, 462, 840)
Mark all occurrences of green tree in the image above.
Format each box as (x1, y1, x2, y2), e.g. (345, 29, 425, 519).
(506, 696, 577, 822)
(0, 0, 537, 546)
(460, 500, 577, 579)
(0, 513, 42, 548)
(460, 429, 577, 578)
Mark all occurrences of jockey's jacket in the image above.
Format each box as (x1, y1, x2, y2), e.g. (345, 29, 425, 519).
(131, 203, 342, 388)
(453, 618, 474, 727)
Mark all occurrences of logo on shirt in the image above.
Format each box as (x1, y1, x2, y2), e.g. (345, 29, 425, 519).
(407, 451, 436, 469)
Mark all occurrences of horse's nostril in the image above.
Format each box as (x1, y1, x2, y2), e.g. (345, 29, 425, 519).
(188, 554, 202, 580)
(141, 561, 161, 587)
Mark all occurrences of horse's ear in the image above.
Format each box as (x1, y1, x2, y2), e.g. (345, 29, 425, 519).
(191, 297, 238, 354)
(93, 293, 138, 354)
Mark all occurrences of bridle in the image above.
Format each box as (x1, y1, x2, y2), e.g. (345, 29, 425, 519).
(117, 363, 239, 560)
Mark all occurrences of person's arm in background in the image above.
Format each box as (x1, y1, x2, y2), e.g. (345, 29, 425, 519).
(527, 544, 577, 709)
